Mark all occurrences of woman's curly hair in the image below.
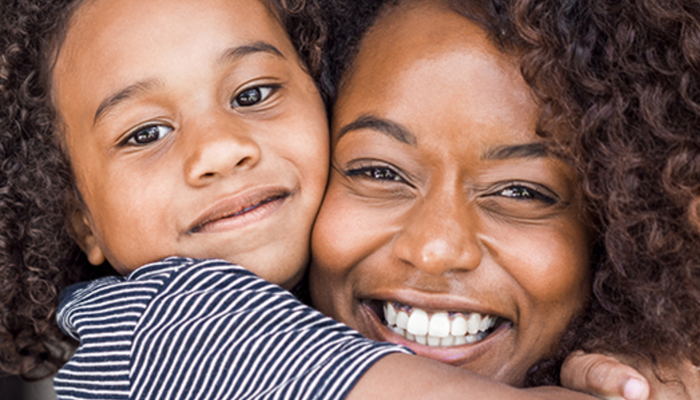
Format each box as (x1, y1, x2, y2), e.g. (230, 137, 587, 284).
(319, 0, 700, 386)
(514, 0, 700, 384)
(0, 0, 327, 380)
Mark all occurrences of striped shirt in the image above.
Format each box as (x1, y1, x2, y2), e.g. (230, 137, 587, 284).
(54, 257, 410, 400)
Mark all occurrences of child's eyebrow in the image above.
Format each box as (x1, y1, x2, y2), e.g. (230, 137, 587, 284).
(217, 41, 286, 64)
(92, 42, 284, 127)
(93, 79, 162, 127)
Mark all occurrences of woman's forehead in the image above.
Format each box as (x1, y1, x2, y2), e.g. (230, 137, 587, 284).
(334, 3, 538, 148)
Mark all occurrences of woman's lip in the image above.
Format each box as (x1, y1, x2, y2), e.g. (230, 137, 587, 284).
(359, 299, 512, 367)
(188, 186, 292, 234)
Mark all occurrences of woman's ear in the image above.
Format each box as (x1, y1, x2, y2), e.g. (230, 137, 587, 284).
(68, 202, 106, 266)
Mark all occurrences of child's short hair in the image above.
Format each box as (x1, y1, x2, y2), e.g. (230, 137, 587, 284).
(0, 0, 326, 379)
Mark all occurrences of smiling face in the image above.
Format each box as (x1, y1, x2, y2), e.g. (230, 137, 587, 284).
(52, 0, 329, 287)
(310, 0, 590, 385)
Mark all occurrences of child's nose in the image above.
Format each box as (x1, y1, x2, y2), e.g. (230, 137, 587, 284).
(183, 121, 262, 187)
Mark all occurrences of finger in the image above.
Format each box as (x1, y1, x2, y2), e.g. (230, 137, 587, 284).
(561, 351, 650, 400)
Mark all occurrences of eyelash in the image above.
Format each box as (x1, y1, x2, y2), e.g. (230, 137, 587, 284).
(344, 165, 407, 183)
(230, 84, 280, 108)
(122, 124, 173, 146)
(488, 183, 558, 205)
(118, 84, 281, 147)
(345, 164, 558, 205)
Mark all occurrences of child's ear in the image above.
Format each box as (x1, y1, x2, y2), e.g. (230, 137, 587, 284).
(69, 204, 106, 266)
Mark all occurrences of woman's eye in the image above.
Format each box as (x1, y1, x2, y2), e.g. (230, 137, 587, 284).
(125, 125, 173, 146)
(231, 86, 275, 108)
(346, 166, 404, 182)
(495, 185, 557, 205)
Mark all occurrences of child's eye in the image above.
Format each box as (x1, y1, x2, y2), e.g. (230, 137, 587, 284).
(345, 166, 405, 182)
(231, 86, 277, 108)
(124, 124, 173, 146)
(491, 184, 557, 205)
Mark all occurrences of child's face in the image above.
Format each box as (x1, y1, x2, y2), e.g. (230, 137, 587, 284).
(310, 0, 590, 385)
(52, 0, 329, 287)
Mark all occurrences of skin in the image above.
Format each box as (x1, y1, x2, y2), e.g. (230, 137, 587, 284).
(47, 0, 646, 397)
(564, 352, 698, 400)
(311, 0, 590, 386)
(52, 0, 329, 287)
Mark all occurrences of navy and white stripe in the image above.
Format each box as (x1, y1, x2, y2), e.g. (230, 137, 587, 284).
(54, 257, 410, 400)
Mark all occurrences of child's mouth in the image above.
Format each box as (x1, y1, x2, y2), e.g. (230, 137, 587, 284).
(370, 300, 506, 347)
(189, 189, 291, 234)
(228, 195, 285, 218)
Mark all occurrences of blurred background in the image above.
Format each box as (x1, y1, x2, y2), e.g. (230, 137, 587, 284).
(0, 376, 55, 400)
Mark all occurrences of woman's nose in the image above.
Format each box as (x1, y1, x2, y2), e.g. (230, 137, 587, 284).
(392, 191, 482, 275)
(183, 119, 262, 186)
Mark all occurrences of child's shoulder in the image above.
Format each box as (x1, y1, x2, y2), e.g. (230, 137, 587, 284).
(57, 257, 279, 322)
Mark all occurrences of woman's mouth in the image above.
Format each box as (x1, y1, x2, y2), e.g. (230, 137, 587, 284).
(369, 300, 507, 347)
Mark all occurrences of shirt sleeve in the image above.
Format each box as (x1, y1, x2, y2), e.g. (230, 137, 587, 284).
(56, 276, 125, 341)
(128, 258, 412, 400)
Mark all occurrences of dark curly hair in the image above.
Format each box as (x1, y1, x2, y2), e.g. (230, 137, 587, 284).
(318, 0, 700, 386)
(514, 0, 700, 385)
(0, 0, 327, 380)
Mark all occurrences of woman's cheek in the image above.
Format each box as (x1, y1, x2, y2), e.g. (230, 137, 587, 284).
(312, 188, 361, 277)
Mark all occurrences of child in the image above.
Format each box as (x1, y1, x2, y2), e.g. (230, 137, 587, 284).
(33, 0, 417, 397)
(1, 0, 604, 399)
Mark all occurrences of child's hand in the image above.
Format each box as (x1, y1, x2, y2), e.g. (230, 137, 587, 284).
(561, 351, 649, 400)
(562, 351, 700, 400)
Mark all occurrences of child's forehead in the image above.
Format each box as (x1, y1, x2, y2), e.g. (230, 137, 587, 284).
(57, 0, 292, 75)
(65, 0, 283, 42)
(52, 0, 298, 132)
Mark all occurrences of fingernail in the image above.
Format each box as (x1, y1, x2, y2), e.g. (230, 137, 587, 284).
(624, 378, 646, 400)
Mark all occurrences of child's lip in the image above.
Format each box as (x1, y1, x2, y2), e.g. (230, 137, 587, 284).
(187, 186, 292, 234)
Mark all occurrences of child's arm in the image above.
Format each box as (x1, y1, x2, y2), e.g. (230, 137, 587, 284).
(53, 258, 601, 400)
(561, 351, 699, 400)
(349, 353, 598, 400)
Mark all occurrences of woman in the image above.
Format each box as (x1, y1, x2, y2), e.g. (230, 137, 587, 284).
(310, 0, 699, 397)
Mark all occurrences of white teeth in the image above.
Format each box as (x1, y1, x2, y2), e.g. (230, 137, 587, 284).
(451, 315, 468, 336)
(382, 301, 500, 348)
(391, 326, 405, 336)
(428, 336, 441, 346)
(385, 303, 397, 326)
(467, 313, 481, 335)
(428, 312, 450, 337)
(406, 309, 429, 336)
(396, 311, 409, 330)
(465, 334, 479, 344)
(441, 335, 454, 346)
(479, 315, 491, 332)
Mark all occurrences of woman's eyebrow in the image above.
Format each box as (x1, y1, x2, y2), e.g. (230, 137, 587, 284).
(336, 115, 417, 145)
(482, 142, 548, 160)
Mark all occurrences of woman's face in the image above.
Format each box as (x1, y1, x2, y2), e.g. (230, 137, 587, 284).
(310, 0, 590, 386)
